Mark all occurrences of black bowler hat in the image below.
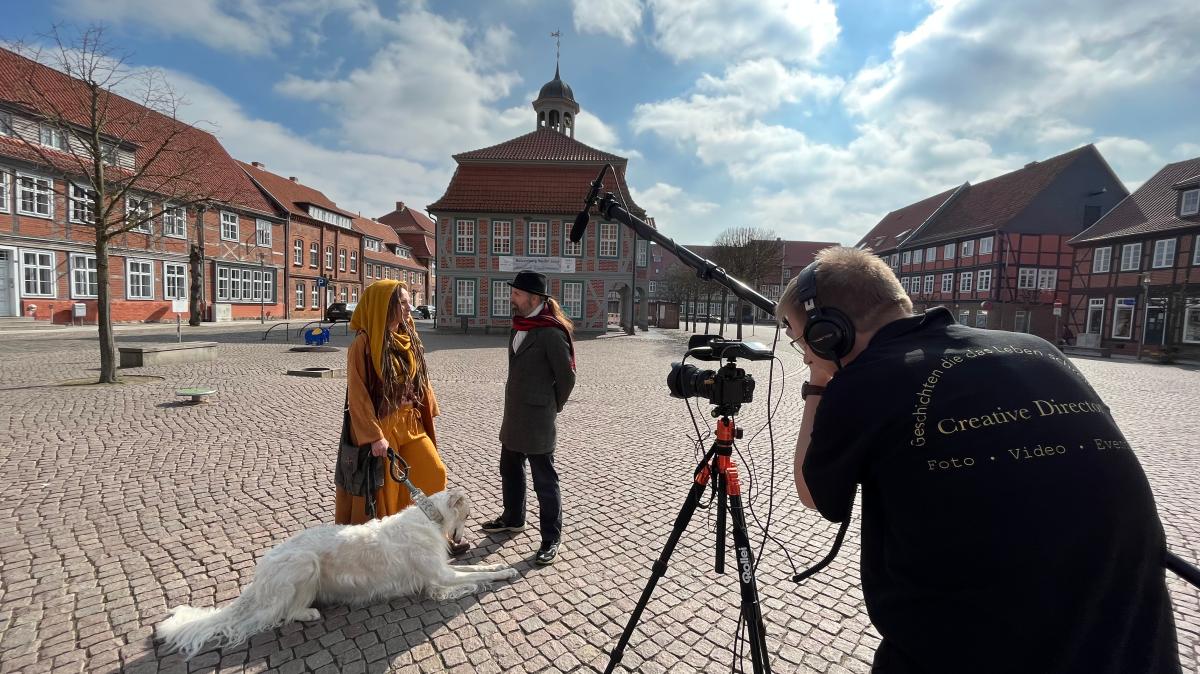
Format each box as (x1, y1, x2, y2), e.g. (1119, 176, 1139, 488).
(507, 270, 550, 296)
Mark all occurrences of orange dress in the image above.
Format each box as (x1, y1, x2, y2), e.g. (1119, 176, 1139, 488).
(334, 333, 445, 524)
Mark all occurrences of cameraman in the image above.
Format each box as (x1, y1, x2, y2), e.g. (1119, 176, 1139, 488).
(779, 246, 1180, 673)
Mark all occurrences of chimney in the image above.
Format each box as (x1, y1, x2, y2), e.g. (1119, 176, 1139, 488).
(251, 161, 264, 168)
(288, 176, 297, 182)
(396, 201, 405, 212)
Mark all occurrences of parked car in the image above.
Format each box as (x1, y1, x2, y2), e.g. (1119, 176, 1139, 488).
(414, 305, 435, 320)
(325, 302, 356, 322)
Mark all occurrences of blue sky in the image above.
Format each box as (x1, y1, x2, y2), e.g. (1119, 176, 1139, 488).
(5, 0, 1199, 245)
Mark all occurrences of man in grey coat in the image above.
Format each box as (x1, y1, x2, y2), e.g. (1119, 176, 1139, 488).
(481, 270, 576, 565)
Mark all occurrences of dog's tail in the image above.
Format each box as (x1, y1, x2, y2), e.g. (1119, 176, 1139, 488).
(158, 552, 320, 659)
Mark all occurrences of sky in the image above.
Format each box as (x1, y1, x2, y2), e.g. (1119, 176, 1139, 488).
(5, 0, 1199, 245)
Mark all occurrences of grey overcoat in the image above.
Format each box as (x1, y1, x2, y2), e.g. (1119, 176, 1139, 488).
(499, 326, 576, 454)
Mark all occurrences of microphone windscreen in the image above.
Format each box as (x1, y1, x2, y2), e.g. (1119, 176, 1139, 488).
(570, 210, 590, 243)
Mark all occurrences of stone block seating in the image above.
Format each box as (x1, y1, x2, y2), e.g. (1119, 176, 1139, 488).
(118, 342, 219, 368)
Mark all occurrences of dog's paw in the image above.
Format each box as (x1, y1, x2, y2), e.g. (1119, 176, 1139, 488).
(289, 608, 322, 622)
(502, 567, 519, 580)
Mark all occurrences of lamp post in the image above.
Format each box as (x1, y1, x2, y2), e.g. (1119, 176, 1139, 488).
(1136, 272, 1150, 360)
(258, 252, 265, 324)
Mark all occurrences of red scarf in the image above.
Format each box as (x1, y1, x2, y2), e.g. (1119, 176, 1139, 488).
(512, 305, 576, 371)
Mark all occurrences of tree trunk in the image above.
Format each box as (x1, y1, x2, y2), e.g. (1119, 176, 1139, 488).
(718, 289, 727, 336)
(735, 299, 744, 340)
(95, 235, 118, 383)
(188, 244, 202, 326)
(703, 289, 712, 334)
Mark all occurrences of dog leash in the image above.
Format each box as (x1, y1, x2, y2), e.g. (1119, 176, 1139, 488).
(385, 448, 444, 525)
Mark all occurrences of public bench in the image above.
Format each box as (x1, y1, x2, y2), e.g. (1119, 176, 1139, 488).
(118, 341, 219, 368)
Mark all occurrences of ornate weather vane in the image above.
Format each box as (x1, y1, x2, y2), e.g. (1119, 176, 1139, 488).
(551, 30, 561, 72)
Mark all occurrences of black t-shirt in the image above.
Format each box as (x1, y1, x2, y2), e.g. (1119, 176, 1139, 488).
(806, 308, 1180, 674)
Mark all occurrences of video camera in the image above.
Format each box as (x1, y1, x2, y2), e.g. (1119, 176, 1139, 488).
(668, 335, 774, 417)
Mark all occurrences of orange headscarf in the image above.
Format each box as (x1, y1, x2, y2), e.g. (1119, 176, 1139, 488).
(350, 279, 411, 380)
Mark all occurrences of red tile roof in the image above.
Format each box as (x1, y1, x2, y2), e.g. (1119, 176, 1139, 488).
(352, 216, 427, 271)
(428, 162, 644, 216)
(1070, 157, 1200, 244)
(238, 161, 357, 221)
(378, 201, 435, 234)
(0, 48, 274, 215)
(854, 186, 961, 252)
(906, 145, 1096, 245)
(397, 231, 434, 259)
(454, 128, 625, 163)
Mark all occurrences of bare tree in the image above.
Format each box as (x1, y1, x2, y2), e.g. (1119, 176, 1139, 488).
(711, 227, 784, 339)
(7, 25, 244, 382)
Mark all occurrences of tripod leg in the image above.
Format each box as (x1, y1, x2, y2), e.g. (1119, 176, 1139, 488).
(605, 457, 714, 674)
(715, 464, 728, 574)
(726, 476, 772, 674)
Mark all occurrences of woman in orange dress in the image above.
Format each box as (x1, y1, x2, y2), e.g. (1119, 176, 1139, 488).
(334, 279, 467, 554)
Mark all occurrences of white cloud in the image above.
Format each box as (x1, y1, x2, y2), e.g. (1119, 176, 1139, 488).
(632, 182, 719, 222)
(647, 0, 839, 64)
(1174, 143, 1200, 161)
(572, 0, 643, 45)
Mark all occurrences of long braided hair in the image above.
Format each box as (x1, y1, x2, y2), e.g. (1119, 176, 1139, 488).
(379, 286, 430, 411)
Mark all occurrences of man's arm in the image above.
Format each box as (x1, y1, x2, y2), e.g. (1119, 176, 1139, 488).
(794, 394, 821, 509)
(546, 330, 576, 411)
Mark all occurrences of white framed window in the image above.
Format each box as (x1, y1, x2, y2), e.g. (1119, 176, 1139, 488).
(649, 280, 657, 294)
(397, 247, 411, 259)
(70, 253, 97, 298)
(977, 269, 992, 292)
(1092, 246, 1111, 273)
(944, 242, 956, 259)
(309, 242, 319, 267)
(364, 238, 380, 252)
(1018, 267, 1037, 289)
(901, 251, 911, 266)
(0, 111, 13, 136)
(311, 284, 319, 308)
(599, 222, 618, 258)
(164, 262, 187, 300)
(528, 221, 548, 255)
(636, 239, 647, 267)
(366, 263, 374, 279)
(912, 248, 923, 264)
(958, 309, 970, 324)
(325, 246, 333, 269)
(99, 142, 118, 165)
(1111, 297, 1135, 339)
(491, 279, 509, 317)
(1152, 238, 1176, 268)
(962, 240, 974, 257)
(351, 286, 358, 303)
(940, 273, 953, 293)
(455, 279, 475, 316)
(959, 272, 973, 292)
(923, 275, 934, 294)
(900, 277, 909, 293)
(1120, 243, 1141, 271)
(562, 281, 583, 319)
(1086, 298, 1105, 334)
(296, 281, 305, 309)
(1183, 304, 1200, 344)
(216, 265, 273, 303)
(978, 237, 994, 255)
(1195, 236, 1200, 266)
(1182, 189, 1200, 217)
(456, 220, 476, 254)
(890, 253, 899, 267)
(563, 229, 582, 257)
(925, 247, 936, 262)
(126, 259, 153, 300)
(338, 285, 347, 302)
(0, 172, 8, 213)
(17, 174, 53, 218)
(1037, 268, 1058, 290)
(975, 310, 988, 328)
(39, 125, 67, 150)
(350, 251, 358, 272)
(21, 249, 55, 297)
(256, 219, 272, 247)
(492, 220, 511, 254)
(220, 211, 239, 241)
(126, 196, 152, 233)
(293, 239, 303, 266)
(163, 205, 186, 238)
(338, 249, 346, 271)
(217, 266, 230, 300)
(69, 184, 96, 224)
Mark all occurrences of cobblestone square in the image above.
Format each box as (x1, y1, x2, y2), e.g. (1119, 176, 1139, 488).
(0, 322, 1197, 673)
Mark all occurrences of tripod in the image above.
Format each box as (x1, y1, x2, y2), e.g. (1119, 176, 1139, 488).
(605, 416, 772, 674)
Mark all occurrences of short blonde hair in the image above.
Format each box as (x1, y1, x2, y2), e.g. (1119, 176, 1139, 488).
(778, 246, 913, 333)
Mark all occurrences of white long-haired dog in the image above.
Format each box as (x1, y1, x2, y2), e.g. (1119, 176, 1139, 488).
(158, 487, 516, 659)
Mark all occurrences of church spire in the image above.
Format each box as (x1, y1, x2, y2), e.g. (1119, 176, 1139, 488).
(533, 30, 579, 137)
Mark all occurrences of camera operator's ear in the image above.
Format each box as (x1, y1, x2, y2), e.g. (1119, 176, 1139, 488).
(804, 307, 855, 361)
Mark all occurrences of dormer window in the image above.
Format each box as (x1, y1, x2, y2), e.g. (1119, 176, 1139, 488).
(39, 125, 67, 151)
(0, 111, 14, 136)
(1182, 189, 1199, 217)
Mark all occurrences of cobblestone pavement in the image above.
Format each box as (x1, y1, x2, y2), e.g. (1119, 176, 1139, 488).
(0, 321, 1196, 673)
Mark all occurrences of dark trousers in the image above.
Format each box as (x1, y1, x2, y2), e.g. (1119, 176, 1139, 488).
(499, 446, 561, 545)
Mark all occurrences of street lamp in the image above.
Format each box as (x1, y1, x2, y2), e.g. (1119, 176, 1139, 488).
(1136, 272, 1150, 360)
(258, 252, 265, 324)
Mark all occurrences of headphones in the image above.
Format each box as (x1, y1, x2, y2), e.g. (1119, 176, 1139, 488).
(794, 261, 856, 362)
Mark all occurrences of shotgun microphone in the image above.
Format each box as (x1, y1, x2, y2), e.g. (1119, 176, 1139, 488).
(570, 164, 611, 243)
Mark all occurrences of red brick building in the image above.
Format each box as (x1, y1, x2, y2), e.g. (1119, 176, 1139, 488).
(857, 145, 1128, 341)
(1066, 157, 1200, 359)
(428, 68, 650, 333)
(353, 215, 429, 306)
(0, 47, 284, 324)
(239, 161, 362, 318)
(376, 201, 435, 307)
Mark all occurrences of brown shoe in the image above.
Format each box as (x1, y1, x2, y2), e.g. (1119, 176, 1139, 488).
(447, 537, 470, 557)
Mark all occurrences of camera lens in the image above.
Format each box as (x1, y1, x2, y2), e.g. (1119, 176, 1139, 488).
(668, 362, 714, 400)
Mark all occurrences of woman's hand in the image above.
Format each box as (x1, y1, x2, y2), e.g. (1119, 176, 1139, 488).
(371, 437, 390, 457)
